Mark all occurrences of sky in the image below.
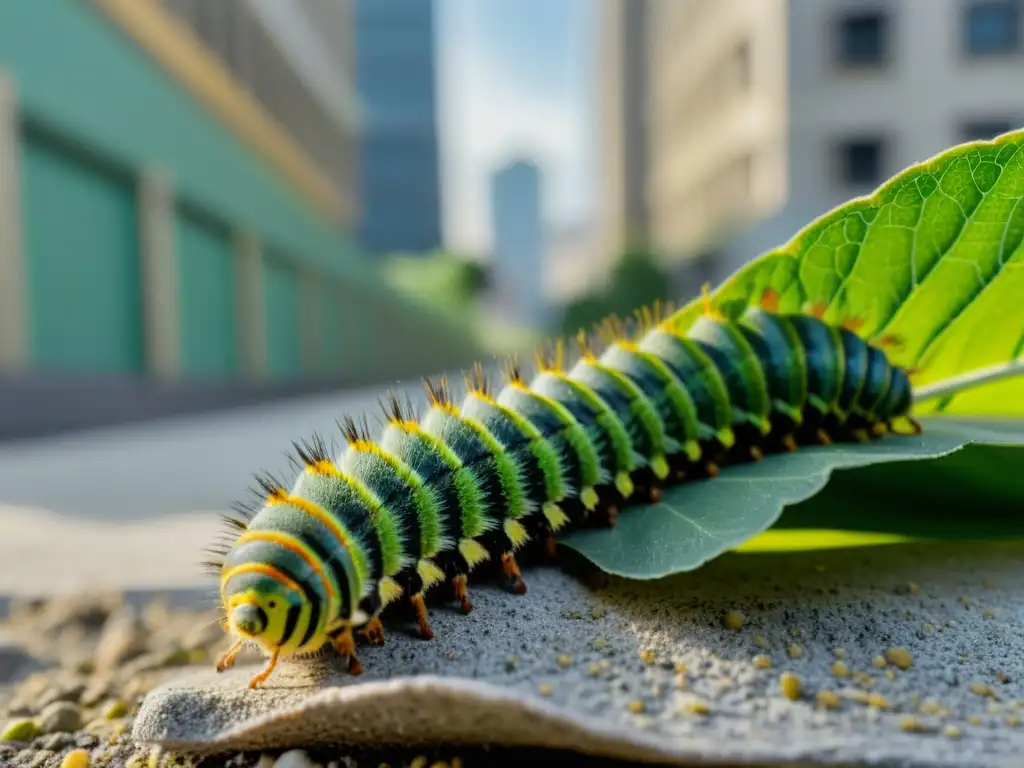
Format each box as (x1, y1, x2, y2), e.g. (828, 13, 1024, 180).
(435, 0, 596, 256)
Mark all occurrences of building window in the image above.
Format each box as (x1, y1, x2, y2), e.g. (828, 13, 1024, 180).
(835, 138, 885, 187)
(960, 118, 1016, 142)
(964, 1, 1021, 55)
(836, 10, 889, 67)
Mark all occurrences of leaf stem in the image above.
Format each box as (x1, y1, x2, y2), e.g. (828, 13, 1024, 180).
(913, 358, 1024, 403)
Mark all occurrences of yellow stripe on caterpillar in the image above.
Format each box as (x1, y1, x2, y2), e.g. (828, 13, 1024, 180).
(581, 486, 599, 511)
(459, 538, 491, 569)
(417, 558, 446, 591)
(504, 518, 531, 550)
(542, 502, 571, 532)
(378, 576, 404, 607)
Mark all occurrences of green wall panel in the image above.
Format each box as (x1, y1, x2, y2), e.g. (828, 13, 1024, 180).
(176, 208, 237, 378)
(0, 0, 369, 283)
(22, 130, 143, 374)
(263, 255, 301, 379)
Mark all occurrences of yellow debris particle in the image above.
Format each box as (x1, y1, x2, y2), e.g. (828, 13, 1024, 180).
(907, 582, 919, 595)
(627, 699, 646, 714)
(816, 691, 841, 709)
(786, 643, 804, 659)
(752, 635, 770, 649)
(587, 661, 608, 677)
(639, 649, 656, 665)
(681, 700, 710, 716)
(1006, 715, 1021, 727)
(970, 682, 996, 698)
(885, 648, 913, 670)
(987, 701, 1002, 715)
(868, 694, 889, 710)
(830, 661, 851, 678)
(958, 595, 971, 607)
(557, 654, 573, 668)
(723, 611, 745, 630)
(779, 672, 802, 701)
(919, 700, 942, 716)
(872, 655, 887, 669)
(753, 655, 773, 669)
(505, 655, 519, 670)
(922, 623, 936, 633)
(675, 673, 688, 691)
(943, 725, 963, 739)
(967, 715, 983, 726)
(590, 606, 607, 620)
(983, 608, 996, 619)
(847, 690, 872, 705)
(854, 672, 875, 686)
(900, 716, 919, 732)
(790, 628, 802, 637)
(674, 661, 688, 673)
(61, 750, 90, 768)
(885, 670, 896, 681)
(833, 647, 846, 659)
(537, 682, 553, 696)
(593, 638, 607, 650)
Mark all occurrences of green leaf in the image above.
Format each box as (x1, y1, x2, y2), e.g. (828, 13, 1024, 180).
(667, 130, 1024, 417)
(558, 418, 1024, 579)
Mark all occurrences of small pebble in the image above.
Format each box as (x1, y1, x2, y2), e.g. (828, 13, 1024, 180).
(537, 683, 553, 696)
(919, 700, 942, 716)
(752, 635, 770, 649)
(556, 654, 572, 668)
(885, 648, 913, 670)
(816, 691, 841, 709)
(61, 748, 90, 768)
(944, 725, 963, 739)
(872, 655, 887, 669)
(967, 715, 983, 726)
(786, 643, 803, 659)
(752, 655, 772, 669)
(833, 648, 846, 659)
(0, 718, 38, 743)
(970, 682, 996, 698)
(830, 661, 850, 678)
(723, 611, 744, 630)
(779, 672, 802, 701)
(627, 699, 645, 714)
(868, 694, 889, 710)
(638, 649, 656, 665)
(39, 702, 82, 734)
(274, 749, 315, 768)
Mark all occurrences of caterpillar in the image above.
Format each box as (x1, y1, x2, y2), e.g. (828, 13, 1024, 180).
(206, 286, 921, 688)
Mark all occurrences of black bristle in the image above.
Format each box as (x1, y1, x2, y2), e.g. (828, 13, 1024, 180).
(339, 413, 372, 444)
(502, 355, 523, 384)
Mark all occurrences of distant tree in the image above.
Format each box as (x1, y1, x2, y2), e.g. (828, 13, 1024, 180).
(558, 246, 671, 336)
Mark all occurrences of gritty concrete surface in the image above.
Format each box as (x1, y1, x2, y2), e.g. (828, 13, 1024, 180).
(134, 541, 1024, 767)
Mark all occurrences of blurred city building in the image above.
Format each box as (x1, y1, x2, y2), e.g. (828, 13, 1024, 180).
(489, 159, 548, 328)
(0, 0, 481, 438)
(601, 0, 1024, 295)
(353, 0, 443, 256)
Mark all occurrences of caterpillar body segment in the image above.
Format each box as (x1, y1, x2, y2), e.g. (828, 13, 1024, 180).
(209, 291, 920, 688)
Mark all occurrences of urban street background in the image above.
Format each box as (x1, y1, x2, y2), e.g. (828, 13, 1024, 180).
(0, 0, 1022, 587)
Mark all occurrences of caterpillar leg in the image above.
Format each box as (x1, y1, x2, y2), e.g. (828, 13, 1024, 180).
(544, 533, 558, 561)
(501, 552, 528, 595)
(247, 648, 280, 689)
(704, 461, 719, 478)
(816, 429, 833, 445)
(215, 639, 243, 673)
(781, 434, 798, 453)
(453, 573, 473, 614)
(330, 626, 363, 676)
(410, 592, 435, 639)
(359, 616, 386, 646)
(749, 445, 765, 462)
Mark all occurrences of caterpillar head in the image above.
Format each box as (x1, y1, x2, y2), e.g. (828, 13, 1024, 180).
(223, 574, 304, 652)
